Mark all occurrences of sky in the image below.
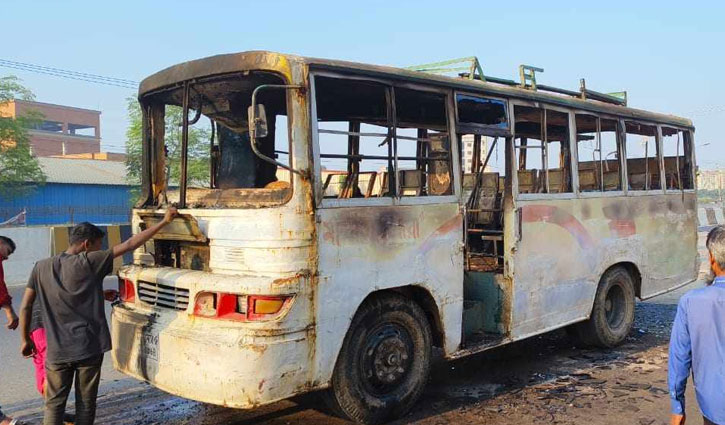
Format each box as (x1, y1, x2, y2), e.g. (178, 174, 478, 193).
(2, 0, 724, 168)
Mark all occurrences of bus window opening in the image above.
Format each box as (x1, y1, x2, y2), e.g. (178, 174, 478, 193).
(141, 71, 293, 209)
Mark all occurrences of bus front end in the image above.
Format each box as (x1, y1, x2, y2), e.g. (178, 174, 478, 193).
(111, 52, 318, 408)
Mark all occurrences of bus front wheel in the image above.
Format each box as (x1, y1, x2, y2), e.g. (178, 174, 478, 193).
(571, 266, 636, 348)
(324, 293, 432, 425)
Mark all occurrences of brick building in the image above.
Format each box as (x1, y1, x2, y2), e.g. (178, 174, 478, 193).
(0, 99, 101, 157)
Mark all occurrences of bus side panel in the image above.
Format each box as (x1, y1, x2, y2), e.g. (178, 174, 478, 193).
(635, 193, 698, 298)
(312, 203, 463, 385)
(510, 193, 698, 339)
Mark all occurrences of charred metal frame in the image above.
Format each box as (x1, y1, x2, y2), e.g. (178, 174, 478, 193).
(180, 82, 190, 208)
(512, 101, 575, 197)
(249, 84, 305, 176)
(135, 52, 695, 210)
(622, 120, 661, 193)
(453, 91, 511, 138)
(659, 127, 695, 192)
(137, 70, 298, 209)
(310, 70, 459, 206)
(572, 111, 626, 198)
(574, 114, 607, 192)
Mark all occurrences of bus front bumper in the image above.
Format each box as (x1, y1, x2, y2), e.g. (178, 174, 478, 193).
(111, 304, 314, 408)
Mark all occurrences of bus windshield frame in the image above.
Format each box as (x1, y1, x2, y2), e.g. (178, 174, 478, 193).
(137, 71, 296, 209)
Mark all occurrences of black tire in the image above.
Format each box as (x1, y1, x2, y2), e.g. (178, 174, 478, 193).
(571, 266, 636, 348)
(324, 292, 432, 424)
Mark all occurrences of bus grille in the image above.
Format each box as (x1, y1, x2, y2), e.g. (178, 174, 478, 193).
(137, 280, 190, 311)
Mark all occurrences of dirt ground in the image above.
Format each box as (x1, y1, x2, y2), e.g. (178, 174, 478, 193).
(7, 283, 705, 425)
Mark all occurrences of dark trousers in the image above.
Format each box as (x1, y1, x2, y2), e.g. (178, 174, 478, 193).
(44, 354, 103, 425)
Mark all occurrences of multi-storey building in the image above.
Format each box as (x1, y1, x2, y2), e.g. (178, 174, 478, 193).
(0, 99, 101, 157)
(461, 134, 489, 173)
(698, 169, 724, 191)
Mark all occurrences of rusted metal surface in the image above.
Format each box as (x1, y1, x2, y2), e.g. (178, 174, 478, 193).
(139, 52, 297, 95)
(303, 57, 692, 130)
(167, 186, 292, 209)
(140, 213, 207, 242)
(116, 50, 700, 414)
(313, 203, 464, 384)
(509, 193, 698, 339)
(138, 52, 692, 131)
(114, 194, 318, 407)
(113, 54, 320, 408)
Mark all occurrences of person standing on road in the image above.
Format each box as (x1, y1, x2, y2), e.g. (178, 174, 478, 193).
(0, 236, 19, 330)
(669, 225, 725, 425)
(17, 207, 178, 425)
(0, 236, 22, 425)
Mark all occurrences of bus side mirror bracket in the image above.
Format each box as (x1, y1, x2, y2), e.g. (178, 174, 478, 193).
(249, 84, 305, 177)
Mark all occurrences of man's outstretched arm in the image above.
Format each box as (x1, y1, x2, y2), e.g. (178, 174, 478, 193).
(112, 207, 178, 259)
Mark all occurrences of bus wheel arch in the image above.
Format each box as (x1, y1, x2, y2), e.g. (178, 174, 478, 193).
(324, 289, 434, 424)
(389, 285, 445, 348)
(571, 264, 637, 348)
(616, 262, 642, 299)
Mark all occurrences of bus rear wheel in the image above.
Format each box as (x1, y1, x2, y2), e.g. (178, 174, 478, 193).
(571, 266, 635, 348)
(324, 293, 432, 424)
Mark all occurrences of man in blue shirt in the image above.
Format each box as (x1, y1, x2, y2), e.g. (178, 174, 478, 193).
(669, 225, 725, 425)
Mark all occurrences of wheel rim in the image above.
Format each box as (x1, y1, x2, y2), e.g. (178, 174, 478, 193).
(360, 322, 414, 396)
(604, 283, 626, 330)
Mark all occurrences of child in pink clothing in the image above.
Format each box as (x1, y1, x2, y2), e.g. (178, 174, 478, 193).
(29, 304, 47, 395)
(29, 291, 75, 425)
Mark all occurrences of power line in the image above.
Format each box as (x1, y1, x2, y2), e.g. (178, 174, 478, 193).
(0, 59, 139, 89)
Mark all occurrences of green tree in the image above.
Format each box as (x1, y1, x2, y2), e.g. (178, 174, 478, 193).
(125, 97, 210, 189)
(0, 76, 46, 200)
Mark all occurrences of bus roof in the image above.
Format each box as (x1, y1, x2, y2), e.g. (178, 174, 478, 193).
(139, 51, 694, 129)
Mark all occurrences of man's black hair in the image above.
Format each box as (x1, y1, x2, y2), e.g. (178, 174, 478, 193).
(69, 222, 105, 245)
(0, 236, 16, 253)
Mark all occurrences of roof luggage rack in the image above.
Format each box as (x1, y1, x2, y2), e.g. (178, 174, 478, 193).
(406, 56, 627, 107)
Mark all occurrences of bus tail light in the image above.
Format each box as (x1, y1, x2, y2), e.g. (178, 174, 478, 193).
(118, 278, 135, 303)
(248, 295, 289, 320)
(193, 292, 290, 321)
(193, 292, 217, 317)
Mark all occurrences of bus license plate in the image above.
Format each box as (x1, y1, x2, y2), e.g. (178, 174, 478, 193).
(139, 331, 159, 361)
